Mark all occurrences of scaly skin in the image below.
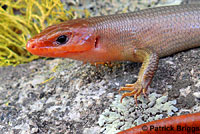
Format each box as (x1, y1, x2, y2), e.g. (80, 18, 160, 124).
(26, 5, 200, 132)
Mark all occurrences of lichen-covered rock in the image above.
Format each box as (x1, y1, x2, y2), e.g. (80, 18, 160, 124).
(98, 93, 178, 134)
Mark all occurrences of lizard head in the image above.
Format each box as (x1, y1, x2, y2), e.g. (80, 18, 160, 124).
(26, 19, 97, 58)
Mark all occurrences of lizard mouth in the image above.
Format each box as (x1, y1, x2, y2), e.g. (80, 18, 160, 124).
(27, 43, 85, 58)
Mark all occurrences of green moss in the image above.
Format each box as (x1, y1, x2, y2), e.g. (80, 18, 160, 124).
(0, 0, 90, 66)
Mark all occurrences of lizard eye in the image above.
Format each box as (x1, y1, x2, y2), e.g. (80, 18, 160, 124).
(56, 35, 69, 45)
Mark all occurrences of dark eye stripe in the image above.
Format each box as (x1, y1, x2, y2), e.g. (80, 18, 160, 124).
(56, 35, 69, 45)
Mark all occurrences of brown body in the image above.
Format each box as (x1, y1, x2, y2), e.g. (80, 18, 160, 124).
(86, 5, 200, 61)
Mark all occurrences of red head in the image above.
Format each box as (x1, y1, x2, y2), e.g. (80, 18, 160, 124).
(27, 18, 126, 62)
(26, 19, 97, 60)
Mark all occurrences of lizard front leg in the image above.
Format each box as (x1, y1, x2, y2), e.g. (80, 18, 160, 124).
(119, 48, 159, 105)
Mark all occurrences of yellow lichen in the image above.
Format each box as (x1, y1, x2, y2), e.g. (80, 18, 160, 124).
(0, 0, 90, 66)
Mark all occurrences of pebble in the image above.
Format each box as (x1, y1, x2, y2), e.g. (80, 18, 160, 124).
(193, 92, 200, 99)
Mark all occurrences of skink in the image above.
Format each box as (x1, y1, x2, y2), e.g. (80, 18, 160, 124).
(26, 5, 200, 133)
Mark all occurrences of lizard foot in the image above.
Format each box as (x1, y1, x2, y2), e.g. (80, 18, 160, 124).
(118, 81, 148, 105)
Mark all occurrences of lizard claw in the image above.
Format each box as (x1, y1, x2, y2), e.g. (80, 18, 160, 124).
(119, 81, 147, 106)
